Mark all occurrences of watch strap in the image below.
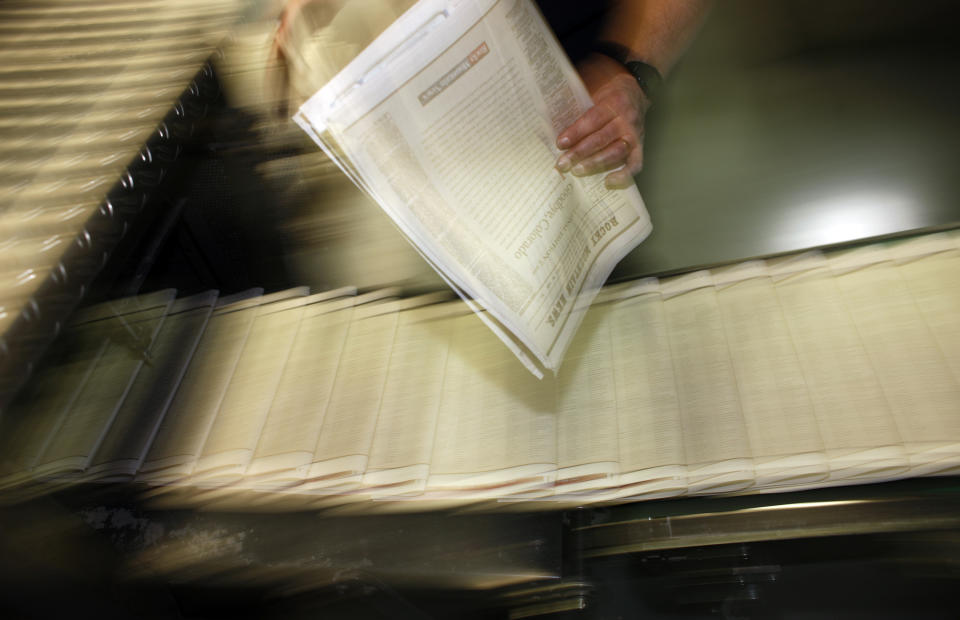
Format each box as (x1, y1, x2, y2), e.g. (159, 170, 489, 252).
(624, 60, 663, 103)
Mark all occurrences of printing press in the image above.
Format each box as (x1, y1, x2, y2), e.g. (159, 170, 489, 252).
(1, 0, 959, 617)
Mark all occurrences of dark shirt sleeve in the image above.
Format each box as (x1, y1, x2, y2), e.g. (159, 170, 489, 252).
(535, 0, 612, 63)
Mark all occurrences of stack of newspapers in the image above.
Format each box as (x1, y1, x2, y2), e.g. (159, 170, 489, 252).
(294, 0, 653, 376)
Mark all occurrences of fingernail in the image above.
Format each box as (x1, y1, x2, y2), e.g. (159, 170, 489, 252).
(557, 136, 571, 149)
(572, 163, 585, 176)
(555, 157, 571, 173)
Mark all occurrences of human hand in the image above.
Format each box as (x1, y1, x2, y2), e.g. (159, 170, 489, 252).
(268, 0, 343, 115)
(555, 53, 651, 189)
(273, 0, 342, 52)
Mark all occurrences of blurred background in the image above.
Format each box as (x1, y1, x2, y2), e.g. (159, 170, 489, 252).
(1, 0, 959, 618)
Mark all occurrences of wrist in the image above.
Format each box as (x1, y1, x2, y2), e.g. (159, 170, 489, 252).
(591, 41, 664, 105)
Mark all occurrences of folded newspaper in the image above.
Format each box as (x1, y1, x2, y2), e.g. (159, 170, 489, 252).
(294, 0, 652, 376)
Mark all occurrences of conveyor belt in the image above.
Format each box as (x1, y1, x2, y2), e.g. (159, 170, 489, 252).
(2, 230, 958, 511)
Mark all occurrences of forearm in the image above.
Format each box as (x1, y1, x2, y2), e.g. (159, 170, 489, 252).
(600, 0, 713, 77)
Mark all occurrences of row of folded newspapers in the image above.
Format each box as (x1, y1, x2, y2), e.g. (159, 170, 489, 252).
(1, 230, 958, 511)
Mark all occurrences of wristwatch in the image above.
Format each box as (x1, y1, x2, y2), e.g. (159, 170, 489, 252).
(592, 41, 663, 104)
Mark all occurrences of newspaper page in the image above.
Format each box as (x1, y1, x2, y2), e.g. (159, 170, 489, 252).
(296, 0, 652, 375)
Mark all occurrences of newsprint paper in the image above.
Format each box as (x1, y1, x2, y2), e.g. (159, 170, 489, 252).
(295, 0, 652, 376)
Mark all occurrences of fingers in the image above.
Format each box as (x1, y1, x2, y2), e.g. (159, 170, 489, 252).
(556, 103, 616, 151)
(567, 137, 631, 176)
(556, 117, 622, 173)
(603, 168, 634, 190)
(603, 146, 644, 189)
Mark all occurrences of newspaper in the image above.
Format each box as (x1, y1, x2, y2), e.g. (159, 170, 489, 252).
(295, 0, 652, 376)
